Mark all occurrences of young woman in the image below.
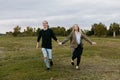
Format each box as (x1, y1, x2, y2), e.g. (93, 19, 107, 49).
(59, 24, 96, 70)
(36, 20, 59, 70)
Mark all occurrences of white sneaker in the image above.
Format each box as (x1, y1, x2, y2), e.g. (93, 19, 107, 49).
(76, 66, 79, 70)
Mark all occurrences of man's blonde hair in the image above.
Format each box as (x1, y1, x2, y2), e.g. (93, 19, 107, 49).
(42, 20, 48, 24)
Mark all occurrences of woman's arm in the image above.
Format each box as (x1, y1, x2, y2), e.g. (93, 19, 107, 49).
(61, 32, 73, 44)
(81, 33, 96, 45)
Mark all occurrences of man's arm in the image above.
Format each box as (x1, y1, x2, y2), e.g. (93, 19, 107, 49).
(51, 30, 59, 43)
(36, 31, 42, 49)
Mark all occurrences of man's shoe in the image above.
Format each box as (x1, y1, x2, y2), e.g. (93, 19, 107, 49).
(46, 68, 50, 70)
(50, 61, 53, 66)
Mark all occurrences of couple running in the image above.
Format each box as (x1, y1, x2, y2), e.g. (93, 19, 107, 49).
(36, 20, 96, 70)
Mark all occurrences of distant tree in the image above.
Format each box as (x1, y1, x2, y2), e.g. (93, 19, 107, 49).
(86, 30, 94, 36)
(6, 31, 13, 36)
(91, 23, 107, 37)
(108, 23, 120, 37)
(51, 26, 66, 36)
(36, 28, 40, 36)
(84, 30, 92, 36)
(66, 28, 72, 35)
(60, 27, 66, 36)
(13, 26, 21, 37)
(23, 27, 34, 36)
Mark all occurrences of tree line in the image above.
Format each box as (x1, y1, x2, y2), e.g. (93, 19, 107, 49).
(86, 22, 120, 37)
(6, 26, 72, 37)
(6, 22, 120, 37)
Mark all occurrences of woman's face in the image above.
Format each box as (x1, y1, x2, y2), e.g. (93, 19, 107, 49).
(74, 25, 79, 31)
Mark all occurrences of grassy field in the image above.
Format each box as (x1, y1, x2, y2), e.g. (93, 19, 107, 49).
(0, 36, 120, 80)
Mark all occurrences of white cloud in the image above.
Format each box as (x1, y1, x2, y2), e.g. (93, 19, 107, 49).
(0, 0, 120, 33)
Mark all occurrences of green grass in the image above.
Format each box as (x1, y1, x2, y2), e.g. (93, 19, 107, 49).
(0, 36, 120, 80)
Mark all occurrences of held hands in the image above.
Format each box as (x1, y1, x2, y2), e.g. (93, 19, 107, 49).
(92, 42, 96, 45)
(57, 40, 62, 45)
(58, 42, 62, 45)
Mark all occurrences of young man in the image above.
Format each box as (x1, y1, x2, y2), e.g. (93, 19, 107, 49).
(36, 20, 59, 70)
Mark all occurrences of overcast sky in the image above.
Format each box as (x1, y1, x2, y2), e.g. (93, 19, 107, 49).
(0, 0, 120, 33)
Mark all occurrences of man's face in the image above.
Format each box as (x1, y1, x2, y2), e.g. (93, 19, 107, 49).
(42, 21, 48, 28)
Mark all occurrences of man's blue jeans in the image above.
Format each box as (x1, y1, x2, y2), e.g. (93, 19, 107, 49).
(41, 48, 52, 68)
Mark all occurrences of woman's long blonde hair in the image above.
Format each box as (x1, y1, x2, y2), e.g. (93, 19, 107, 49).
(72, 24, 82, 33)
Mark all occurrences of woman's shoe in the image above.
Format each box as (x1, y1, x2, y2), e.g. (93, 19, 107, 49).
(71, 60, 74, 66)
(76, 66, 79, 70)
